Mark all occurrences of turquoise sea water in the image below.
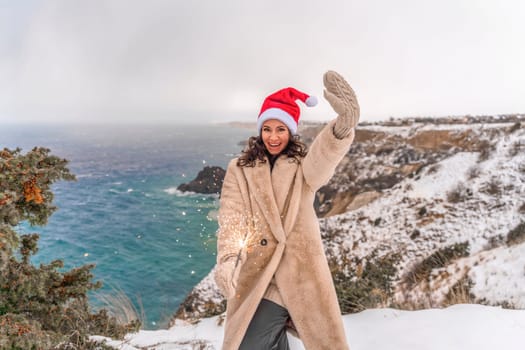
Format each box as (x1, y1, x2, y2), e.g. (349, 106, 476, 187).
(0, 123, 253, 329)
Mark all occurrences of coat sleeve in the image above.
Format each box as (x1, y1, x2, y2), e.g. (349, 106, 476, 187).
(214, 159, 248, 299)
(302, 119, 355, 192)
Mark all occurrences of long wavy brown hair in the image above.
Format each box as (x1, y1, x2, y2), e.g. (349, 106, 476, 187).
(237, 135, 308, 167)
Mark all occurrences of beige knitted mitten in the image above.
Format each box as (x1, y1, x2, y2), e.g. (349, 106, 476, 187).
(323, 70, 360, 139)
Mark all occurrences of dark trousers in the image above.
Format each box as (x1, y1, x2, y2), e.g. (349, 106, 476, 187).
(238, 299, 290, 350)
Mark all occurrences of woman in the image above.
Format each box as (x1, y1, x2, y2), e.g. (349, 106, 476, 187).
(215, 70, 359, 349)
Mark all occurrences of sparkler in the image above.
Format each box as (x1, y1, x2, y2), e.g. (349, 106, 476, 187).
(218, 212, 261, 268)
(234, 236, 248, 268)
(234, 220, 261, 267)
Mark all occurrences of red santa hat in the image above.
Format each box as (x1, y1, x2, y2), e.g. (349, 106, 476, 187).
(257, 87, 317, 135)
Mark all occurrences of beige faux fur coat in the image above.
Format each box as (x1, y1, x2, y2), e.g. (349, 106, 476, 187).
(215, 120, 354, 350)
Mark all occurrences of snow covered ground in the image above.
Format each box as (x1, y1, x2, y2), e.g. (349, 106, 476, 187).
(95, 304, 525, 349)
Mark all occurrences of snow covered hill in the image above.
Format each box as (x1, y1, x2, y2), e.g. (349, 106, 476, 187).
(322, 120, 525, 310)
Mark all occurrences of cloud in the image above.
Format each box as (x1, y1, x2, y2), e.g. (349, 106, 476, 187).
(1, 0, 525, 123)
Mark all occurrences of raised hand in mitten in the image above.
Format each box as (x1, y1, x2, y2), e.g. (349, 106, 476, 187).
(323, 70, 360, 139)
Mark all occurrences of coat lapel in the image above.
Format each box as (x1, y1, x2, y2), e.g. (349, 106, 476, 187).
(243, 159, 286, 242)
(271, 158, 297, 213)
(272, 158, 301, 234)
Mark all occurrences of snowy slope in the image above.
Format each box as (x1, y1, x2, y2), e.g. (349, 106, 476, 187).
(321, 121, 525, 307)
(95, 304, 525, 350)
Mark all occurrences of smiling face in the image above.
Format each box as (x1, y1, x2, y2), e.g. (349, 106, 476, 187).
(261, 119, 291, 156)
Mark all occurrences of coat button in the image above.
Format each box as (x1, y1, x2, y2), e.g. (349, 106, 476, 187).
(260, 238, 268, 246)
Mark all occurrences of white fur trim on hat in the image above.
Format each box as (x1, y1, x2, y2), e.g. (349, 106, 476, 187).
(257, 108, 298, 135)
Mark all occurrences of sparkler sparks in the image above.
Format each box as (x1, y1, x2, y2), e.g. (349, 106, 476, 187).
(217, 212, 263, 267)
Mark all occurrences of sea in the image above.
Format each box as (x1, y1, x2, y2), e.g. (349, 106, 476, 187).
(0, 123, 253, 329)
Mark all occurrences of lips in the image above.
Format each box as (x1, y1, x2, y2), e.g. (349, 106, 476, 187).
(265, 141, 284, 154)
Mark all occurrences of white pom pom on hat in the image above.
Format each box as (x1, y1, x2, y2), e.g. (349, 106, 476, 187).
(305, 95, 318, 107)
(257, 87, 317, 135)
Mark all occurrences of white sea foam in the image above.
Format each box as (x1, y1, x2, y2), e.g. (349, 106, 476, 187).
(107, 188, 134, 194)
(76, 173, 95, 178)
(163, 187, 194, 196)
(163, 187, 219, 198)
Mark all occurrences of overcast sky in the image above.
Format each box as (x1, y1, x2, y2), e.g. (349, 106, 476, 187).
(1, 0, 524, 124)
